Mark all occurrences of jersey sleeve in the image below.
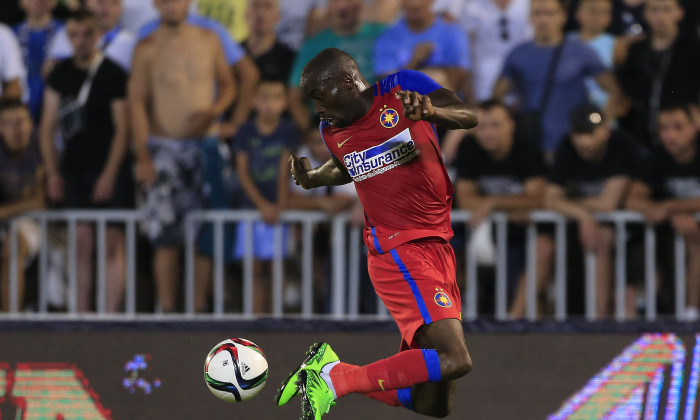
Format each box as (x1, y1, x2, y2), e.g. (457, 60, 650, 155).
(378, 70, 443, 96)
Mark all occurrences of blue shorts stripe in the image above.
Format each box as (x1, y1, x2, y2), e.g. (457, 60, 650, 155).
(371, 227, 385, 254)
(422, 349, 442, 382)
(396, 387, 415, 411)
(389, 249, 432, 324)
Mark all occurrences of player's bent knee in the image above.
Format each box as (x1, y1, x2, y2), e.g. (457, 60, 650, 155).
(440, 348, 472, 380)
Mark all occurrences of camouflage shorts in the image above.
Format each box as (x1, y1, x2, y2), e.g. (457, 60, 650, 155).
(142, 137, 208, 247)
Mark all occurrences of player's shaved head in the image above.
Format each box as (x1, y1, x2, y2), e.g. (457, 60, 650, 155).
(299, 48, 373, 128)
(300, 48, 363, 97)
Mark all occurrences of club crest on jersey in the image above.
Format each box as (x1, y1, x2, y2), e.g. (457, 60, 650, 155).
(379, 107, 399, 128)
(342, 128, 420, 182)
(434, 292, 452, 308)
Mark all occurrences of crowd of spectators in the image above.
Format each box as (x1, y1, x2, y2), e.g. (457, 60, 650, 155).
(0, 0, 699, 320)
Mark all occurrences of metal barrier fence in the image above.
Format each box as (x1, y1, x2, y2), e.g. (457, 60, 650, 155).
(1, 210, 694, 321)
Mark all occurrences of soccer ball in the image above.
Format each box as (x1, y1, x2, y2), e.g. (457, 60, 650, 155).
(204, 338, 268, 402)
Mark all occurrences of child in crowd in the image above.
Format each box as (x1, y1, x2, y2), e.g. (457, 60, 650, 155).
(569, 0, 619, 110)
(234, 78, 299, 313)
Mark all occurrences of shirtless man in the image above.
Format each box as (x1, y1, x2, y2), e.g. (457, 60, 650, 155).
(129, 0, 235, 313)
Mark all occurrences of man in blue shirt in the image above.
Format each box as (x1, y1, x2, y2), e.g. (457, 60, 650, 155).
(14, 0, 62, 123)
(493, 0, 624, 154)
(374, 0, 473, 103)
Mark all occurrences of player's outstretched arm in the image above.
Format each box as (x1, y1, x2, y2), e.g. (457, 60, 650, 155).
(396, 88, 478, 130)
(290, 154, 352, 190)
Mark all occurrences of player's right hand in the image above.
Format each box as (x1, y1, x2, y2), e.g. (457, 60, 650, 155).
(289, 154, 314, 189)
(396, 90, 435, 122)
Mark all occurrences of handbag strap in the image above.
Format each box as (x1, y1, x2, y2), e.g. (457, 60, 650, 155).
(538, 40, 566, 113)
(76, 52, 104, 107)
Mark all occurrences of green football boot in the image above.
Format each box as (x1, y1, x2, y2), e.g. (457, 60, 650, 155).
(275, 342, 339, 406)
(299, 369, 336, 420)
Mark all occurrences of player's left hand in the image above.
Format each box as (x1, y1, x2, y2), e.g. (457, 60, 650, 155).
(396, 90, 435, 122)
(289, 154, 314, 189)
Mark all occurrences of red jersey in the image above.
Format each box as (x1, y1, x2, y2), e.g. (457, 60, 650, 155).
(320, 70, 454, 254)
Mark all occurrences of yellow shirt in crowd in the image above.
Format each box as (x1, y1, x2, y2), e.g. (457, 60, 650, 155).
(197, 0, 249, 42)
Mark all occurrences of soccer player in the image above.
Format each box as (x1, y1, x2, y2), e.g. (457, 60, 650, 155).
(278, 48, 477, 419)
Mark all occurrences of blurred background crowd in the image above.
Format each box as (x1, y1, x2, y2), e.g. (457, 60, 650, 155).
(1, 0, 700, 320)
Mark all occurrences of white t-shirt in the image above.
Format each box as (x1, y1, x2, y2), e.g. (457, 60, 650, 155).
(48, 27, 137, 72)
(276, 0, 326, 51)
(0, 23, 27, 98)
(461, 0, 533, 101)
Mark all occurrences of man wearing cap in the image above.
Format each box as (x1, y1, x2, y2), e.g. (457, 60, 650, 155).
(545, 105, 639, 318)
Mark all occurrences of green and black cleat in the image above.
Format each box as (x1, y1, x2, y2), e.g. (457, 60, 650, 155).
(275, 342, 338, 406)
(298, 369, 336, 420)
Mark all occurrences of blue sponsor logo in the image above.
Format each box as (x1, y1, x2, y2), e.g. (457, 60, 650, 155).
(343, 128, 420, 182)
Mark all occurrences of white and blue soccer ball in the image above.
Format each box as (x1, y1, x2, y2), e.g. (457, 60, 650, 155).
(204, 338, 268, 402)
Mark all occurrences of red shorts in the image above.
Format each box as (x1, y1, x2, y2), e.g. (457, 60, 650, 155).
(368, 238, 462, 350)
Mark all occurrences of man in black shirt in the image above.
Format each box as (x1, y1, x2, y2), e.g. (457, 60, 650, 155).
(546, 105, 638, 318)
(243, 0, 296, 83)
(627, 103, 700, 321)
(39, 10, 133, 313)
(455, 99, 553, 318)
(617, 0, 700, 148)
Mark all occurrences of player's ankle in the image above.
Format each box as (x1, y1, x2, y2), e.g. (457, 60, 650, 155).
(320, 360, 340, 399)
